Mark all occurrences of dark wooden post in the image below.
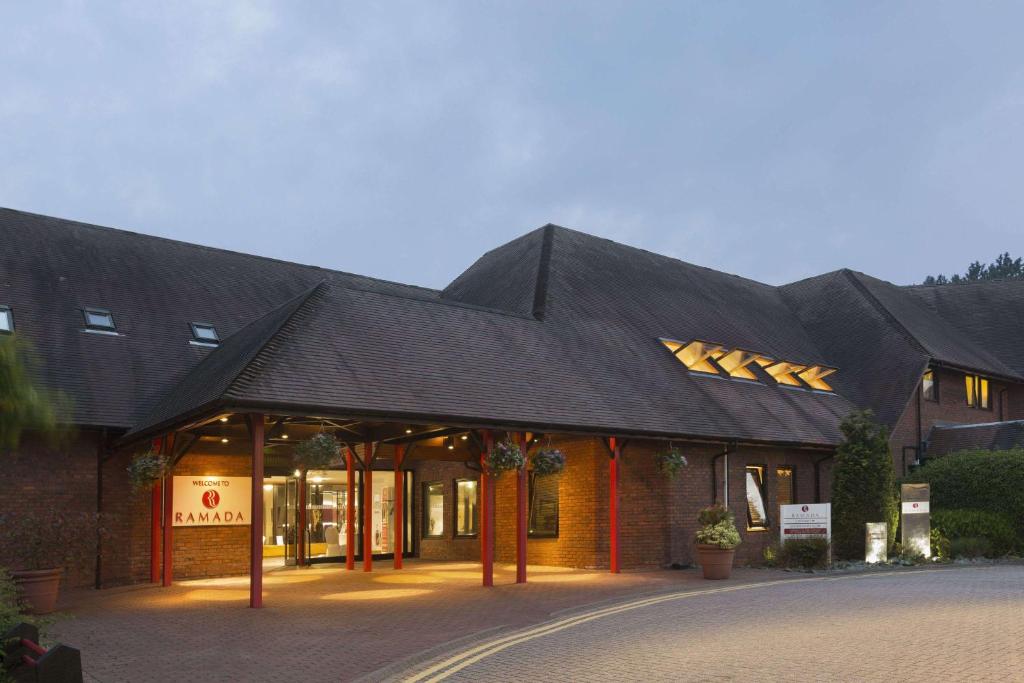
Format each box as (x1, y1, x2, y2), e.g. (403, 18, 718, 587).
(516, 432, 528, 584)
(249, 414, 265, 608)
(609, 437, 620, 574)
(363, 441, 374, 572)
(150, 437, 163, 584)
(480, 431, 495, 587)
(161, 432, 176, 587)
(346, 447, 356, 570)
(394, 445, 405, 569)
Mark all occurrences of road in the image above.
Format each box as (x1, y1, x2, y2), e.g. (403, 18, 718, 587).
(396, 565, 1024, 682)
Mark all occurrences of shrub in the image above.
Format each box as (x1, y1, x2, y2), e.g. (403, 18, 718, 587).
(776, 539, 830, 570)
(657, 447, 688, 477)
(531, 448, 565, 477)
(950, 537, 993, 559)
(485, 439, 525, 475)
(930, 528, 951, 560)
(903, 448, 1024, 549)
(931, 508, 1016, 557)
(695, 505, 740, 550)
(831, 410, 898, 560)
(126, 450, 168, 491)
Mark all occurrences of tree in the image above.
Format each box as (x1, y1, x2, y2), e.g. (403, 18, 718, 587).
(923, 251, 1024, 285)
(0, 335, 59, 452)
(830, 410, 898, 560)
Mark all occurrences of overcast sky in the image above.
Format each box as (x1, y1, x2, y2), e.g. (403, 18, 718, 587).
(2, 2, 1022, 288)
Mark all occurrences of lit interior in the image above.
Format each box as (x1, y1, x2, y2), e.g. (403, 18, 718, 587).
(756, 359, 807, 387)
(715, 349, 760, 380)
(797, 365, 837, 391)
(662, 339, 725, 374)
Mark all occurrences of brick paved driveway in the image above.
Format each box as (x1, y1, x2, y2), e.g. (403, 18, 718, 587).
(395, 564, 1024, 682)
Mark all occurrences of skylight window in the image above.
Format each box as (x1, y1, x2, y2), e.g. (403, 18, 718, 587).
(190, 322, 219, 345)
(756, 359, 807, 387)
(0, 306, 12, 334)
(716, 349, 761, 380)
(661, 339, 724, 374)
(83, 308, 116, 332)
(797, 365, 837, 392)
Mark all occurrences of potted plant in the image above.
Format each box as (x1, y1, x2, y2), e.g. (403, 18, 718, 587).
(126, 449, 169, 491)
(0, 510, 101, 614)
(694, 504, 741, 579)
(657, 445, 688, 478)
(531, 446, 565, 477)
(484, 439, 525, 475)
(292, 432, 341, 471)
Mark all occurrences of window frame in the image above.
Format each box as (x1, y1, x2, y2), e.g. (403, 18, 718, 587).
(0, 306, 12, 334)
(922, 369, 938, 402)
(965, 374, 992, 411)
(422, 481, 445, 539)
(775, 465, 795, 512)
(527, 471, 560, 539)
(82, 307, 116, 332)
(744, 464, 769, 532)
(189, 322, 220, 345)
(453, 478, 479, 538)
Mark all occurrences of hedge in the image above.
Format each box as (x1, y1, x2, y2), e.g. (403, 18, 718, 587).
(903, 448, 1024, 549)
(931, 508, 1017, 557)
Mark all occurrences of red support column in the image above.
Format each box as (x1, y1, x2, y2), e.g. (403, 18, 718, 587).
(150, 437, 163, 584)
(161, 433, 176, 587)
(609, 437, 621, 574)
(346, 447, 355, 570)
(516, 432, 528, 584)
(297, 470, 307, 567)
(480, 431, 494, 587)
(363, 441, 374, 572)
(394, 445, 405, 569)
(249, 414, 265, 608)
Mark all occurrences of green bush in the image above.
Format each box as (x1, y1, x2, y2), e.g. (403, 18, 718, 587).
(930, 528, 951, 560)
(694, 505, 740, 550)
(831, 410, 899, 560)
(777, 539, 830, 570)
(931, 508, 1016, 557)
(903, 448, 1024, 549)
(949, 537, 992, 559)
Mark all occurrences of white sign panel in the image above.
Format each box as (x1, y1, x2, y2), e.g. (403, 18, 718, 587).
(901, 501, 930, 514)
(779, 503, 831, 541)
(172, 476, 252, 527)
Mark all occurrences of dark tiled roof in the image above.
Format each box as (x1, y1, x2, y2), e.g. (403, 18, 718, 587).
(927, 420, 1024, 457)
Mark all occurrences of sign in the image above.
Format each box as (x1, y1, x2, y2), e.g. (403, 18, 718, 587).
(865, 522, 887, 563)
(779, 503, 831, 541)
(172, 476, 252, 527)
(901, 483, 930, 558)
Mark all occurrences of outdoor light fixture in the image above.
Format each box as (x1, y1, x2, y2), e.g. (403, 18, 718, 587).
(293, 469, 301, 477)
(405, 428, 413, 434)
(281, 434, 289, 439)
(460, 434, 468, 440)
(263, 484, 273, 492)
(220, 438, 229, 444)
(220, 417, 229, 423)
(444, 436, 455, 450)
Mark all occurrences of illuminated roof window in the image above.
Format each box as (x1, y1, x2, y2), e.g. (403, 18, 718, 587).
(756, 359, 807, 387)
(715, 349, 762, 380)
(797, 365, 837, 392)
(660, 339, 725, 374)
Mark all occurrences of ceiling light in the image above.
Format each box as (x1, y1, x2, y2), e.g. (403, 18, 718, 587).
(293, 469, 301, 477)
(263, 484, 273, 491)
(444, 436, 455, 451)
(281, 434, 289, 439)
(312, 476, 323, 483)
(220, 438, 229, 444)
(460, 434, 468, 440)
(220, 417, 229, 423)
(405, 428, 413, 434)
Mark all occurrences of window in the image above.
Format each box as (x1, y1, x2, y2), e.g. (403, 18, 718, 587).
(965, 374, 990, 410)
(922, 370, 937, 402)
(660, 339, 725, 374)
(454, 479, 478, 537)
(190, 322, 219, 345)
(82, 307, 115, 332)
(423, 482, 444, 538)
(0, 306, 12, 334)
(528, 472, 559, 537)
(716, 349, 760, 380)
(796, 366, 836, 392)
(745, 465, 768, 531)
(776, 466, 794, 519)
(756, 359, 807, 387)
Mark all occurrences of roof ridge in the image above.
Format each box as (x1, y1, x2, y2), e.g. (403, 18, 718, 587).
(530, 224, 555, 320)
(840, 269, 930, 356)
(0, 206, 439, 296)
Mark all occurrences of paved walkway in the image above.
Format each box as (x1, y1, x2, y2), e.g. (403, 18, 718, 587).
(393, 564, 1024, 682)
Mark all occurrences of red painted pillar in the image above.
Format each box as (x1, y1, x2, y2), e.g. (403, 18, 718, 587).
(516, 433, 528, 584)
(363, 441, 374, 572)
(249, 414, 265, 608)
(346, 447, 355, 570)
(480, 431, 494, 587)
(161, 433, 176, 587)
(150, 436, 163, 584)
(609, 437, 620, 574)
(297, 470, 307, 567)
(394, 445, 405, 569)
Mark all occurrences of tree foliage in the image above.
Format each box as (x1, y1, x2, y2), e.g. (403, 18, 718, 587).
(923, 251, 1023, 285)
(831, 410, 898, 560)
(0, 336, 60, 452)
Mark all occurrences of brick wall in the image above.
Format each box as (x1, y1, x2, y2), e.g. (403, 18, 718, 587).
(99, 446, 155, 587)
(412, 460, 480, 562)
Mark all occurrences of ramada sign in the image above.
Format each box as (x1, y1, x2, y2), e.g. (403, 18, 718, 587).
(172, 476, 252, 527)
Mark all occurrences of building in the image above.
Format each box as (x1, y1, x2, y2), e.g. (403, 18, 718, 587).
(2, 208, 1022, 605)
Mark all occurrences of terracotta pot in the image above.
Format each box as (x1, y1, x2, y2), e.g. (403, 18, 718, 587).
(696, 544, 736, 580)
(12, 568, 63, 614)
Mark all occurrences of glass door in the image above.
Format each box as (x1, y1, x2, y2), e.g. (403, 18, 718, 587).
(305, 475, 350, 561)
(284, 478, 298, 566)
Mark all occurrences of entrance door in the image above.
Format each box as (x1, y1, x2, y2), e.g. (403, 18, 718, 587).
(305, 477, 350, 561)
(284, 478, 298, 566)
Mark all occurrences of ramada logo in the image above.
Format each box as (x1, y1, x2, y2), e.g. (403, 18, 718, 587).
(912, 502, 919, 509)
(202, 490, 220, 509)
(801, 505, 809, 512)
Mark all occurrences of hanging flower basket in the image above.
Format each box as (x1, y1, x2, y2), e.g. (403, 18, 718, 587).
(484, 439, 525, 475)
(126, 450, 169, 491)
(531, 448, 565, 477)
(657, 446, 688, 478)
(293, 432, 341, 471)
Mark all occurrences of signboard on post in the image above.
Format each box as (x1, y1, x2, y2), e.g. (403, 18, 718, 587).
(779, 503, 831, 541)
(865, 522, 887, 563)
(172, 476, 252, 527)
(901, 483, 930, 558)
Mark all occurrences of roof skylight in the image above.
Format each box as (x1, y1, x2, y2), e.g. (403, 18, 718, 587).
(797, 365, 837, 392)
(661, 339, 724, 374)
(190, 322, 219, 345)
(83, 308, 116, 332)
(660, 338, 837, 392)
(0, 306, 12, 334)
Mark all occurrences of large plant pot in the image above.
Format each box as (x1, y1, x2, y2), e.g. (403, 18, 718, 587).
(696, 544, 736, 580)
(12, 568, 63, 614)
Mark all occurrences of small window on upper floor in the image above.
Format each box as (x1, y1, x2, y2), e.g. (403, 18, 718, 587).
(83, 307, 116, 332)
(0, 306, 13, 334)
(965, 374, 990, 410)
(922, 370, 938, 402)
(190, 322, 219, 345)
